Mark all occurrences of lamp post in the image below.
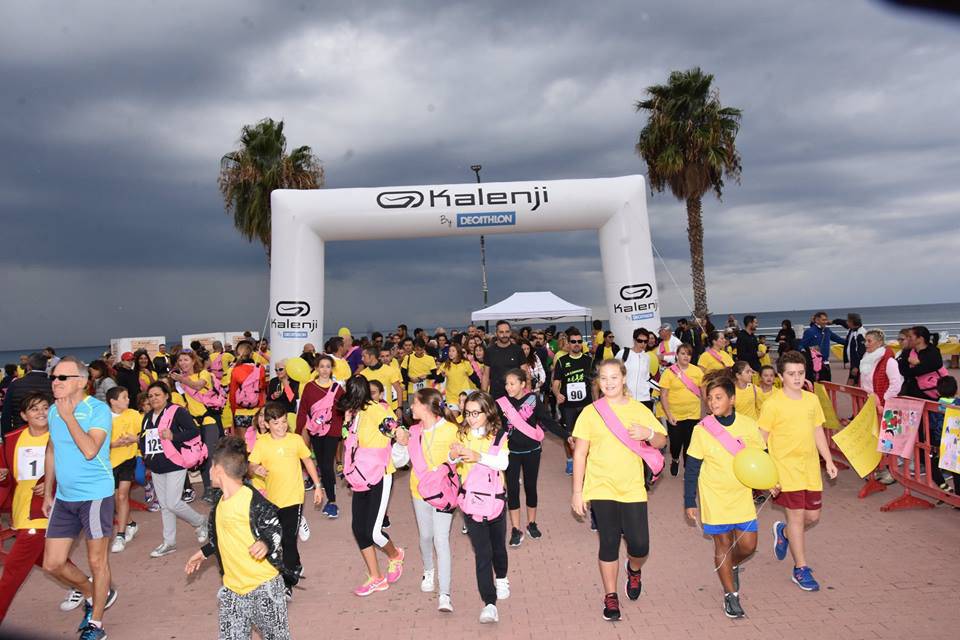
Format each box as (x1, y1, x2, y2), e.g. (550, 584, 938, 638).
(471, 164, 489, 333)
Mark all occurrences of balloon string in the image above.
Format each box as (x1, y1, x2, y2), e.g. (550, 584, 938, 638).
(694, 491, 772, 574)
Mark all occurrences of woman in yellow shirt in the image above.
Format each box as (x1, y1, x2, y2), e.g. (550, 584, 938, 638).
(172, 350, 223, 502)
(659, 344, 705, 476)
(697, 331, 734, 372)
(732, 361, 760, 420)
(571, 360, 667, 622)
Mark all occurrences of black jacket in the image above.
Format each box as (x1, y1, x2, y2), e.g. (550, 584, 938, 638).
(736, 330, 762, 371)
(496, 392, 569, 453)
(139, 404, 201, 473)
(115, 367, 140, 403)
(898, 345, 944, 399)
(843, 329, 866, 371)
(1, 372, 52, 435)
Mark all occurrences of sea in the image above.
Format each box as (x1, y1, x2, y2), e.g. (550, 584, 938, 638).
(2, 301, 959, 366)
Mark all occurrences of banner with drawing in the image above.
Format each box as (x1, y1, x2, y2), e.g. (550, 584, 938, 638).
(833, 396, 882, 477)
(877, 397, 924, 458)
(939, 406, 960, 474)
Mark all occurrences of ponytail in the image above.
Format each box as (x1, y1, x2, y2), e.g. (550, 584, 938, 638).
(414, 387, 459, 424)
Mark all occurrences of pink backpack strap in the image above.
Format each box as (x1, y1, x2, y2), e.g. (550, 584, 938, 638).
(407, 424, 428, 475)
(592, 398, 664, 474)
(669, 365, 702, 397)
(707, 349, 725, 364)
(699, 415, 745, 456)
(496, 397, 544, 442)
(157, 405, 185, 466)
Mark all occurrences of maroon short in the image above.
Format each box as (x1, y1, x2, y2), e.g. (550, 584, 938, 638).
(773, 489, 822, 511)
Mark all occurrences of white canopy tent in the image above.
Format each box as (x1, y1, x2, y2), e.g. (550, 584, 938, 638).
(471, 291, 592, 324)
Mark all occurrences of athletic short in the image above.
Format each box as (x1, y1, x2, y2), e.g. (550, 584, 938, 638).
(47, 496, 115, 540)
(773, 489, 822, 511)
(702, 519, 758, 535)
(114, 457, 137, 487)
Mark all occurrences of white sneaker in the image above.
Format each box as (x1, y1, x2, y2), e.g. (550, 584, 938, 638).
(298, 516, 311, 542)
(124, 522, 138, 542)
(420, 569, 435, 592)
(479, 603, 499, 624)
(196, 525, 208, 544)
(438, 593, 453, 613)
(495, 577, 510, 600)
(60, 588, 84, 611)
(110, 535, 126, 553)
(150, 543, 177, 558)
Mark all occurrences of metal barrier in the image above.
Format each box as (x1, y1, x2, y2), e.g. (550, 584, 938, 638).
(821, 381, 960, 511)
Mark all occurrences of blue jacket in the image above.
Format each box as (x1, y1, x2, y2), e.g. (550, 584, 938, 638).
(798, 323, 844, 361)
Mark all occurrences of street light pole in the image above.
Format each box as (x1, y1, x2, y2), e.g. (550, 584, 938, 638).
(471, 164, 489, 333)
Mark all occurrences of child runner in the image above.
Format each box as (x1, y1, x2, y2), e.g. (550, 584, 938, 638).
(684, 372, 764, 618)
(337, 376, 406, 596)
(759, 351, 838, 591)
(732, 361, 760, 420)
(659, 344, 705, 476)
(497, 369, 571, 547)
(757, 365, 777, 406)
(295, 355, 344, 520)
(248, 401, 322, 601)
(572, 359, 667, 621)
(185, 437, 291, 640)
(405, 388, 459, 612)
(451, 391, 510, 624)
(106, 387, 141, 553)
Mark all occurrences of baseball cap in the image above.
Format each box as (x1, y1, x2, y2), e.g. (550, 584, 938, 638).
(338, 327, 351, 338)
(121, 352, 135, 362)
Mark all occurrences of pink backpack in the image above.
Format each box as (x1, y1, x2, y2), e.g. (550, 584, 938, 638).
(306, 386, 338, 437)
(342, 413, 391, 492)
(593, 397, 665, 476)
(457, 434, 506, 522)
(699, 415, 745, 456)
(496, 396, 544, 442)
(244, 423, 259, 452)
(235, 365, 263, 408)
(157, 405, 209, 469)
(911, 350, 948, 399)
(408, 423, 461, 511)
(184, 374, 227, 411)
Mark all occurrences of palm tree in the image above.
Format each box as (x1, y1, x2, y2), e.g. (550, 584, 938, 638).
(218, 118, 324, 262)
(635, 68, 742, 318)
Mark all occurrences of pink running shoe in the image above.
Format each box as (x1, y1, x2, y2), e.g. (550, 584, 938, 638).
(386, 548, 405, 584)
(353, 576, 388, 597)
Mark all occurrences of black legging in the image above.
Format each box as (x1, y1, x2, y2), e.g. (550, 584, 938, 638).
(465, 513, 508, 605)
(668, 419, 698, 462)
(506, 449, 541, 510)
(351, 475, 392, 550)
(310, 434, 340, 503)
(198, 414, 223, 490)
(277, 504, 302, 587)
(591, 500, 649, 562)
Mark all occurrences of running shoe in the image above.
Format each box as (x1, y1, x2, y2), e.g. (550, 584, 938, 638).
(61, 588, 84, 611)
(284, 586, 293, 602)
(77, 601, 93, 631)
(298, 516, 311, 542)
(526, 522, 542, 540)
(495, 577, 510, 600)
(479, 603, 499, 624)
(336, 463, 344, 479)
(196, 525, 208, 544)
(386, 547, 405, 583)
(753, 492, 766, 506)
(124, 522, 138, 542)
(723, 592, 745, 618)
(602, 592, 621, 621)
(201, 489, 216, 504)
(670, 459, 680, 477)
(78, 624, 107, 640)
(565, 459, 573, 476)
(624, 561, 642, 601)
(304, 477, 315, 491)
(732, 564, 741, 593)
(772, 521, 788, 561)
(509, 528, 524, 547)
(182, 488, 196, 503)
(322, 502, 339, 519)
(438, 594, 453, 613)
(150, 543, 177, 558)
(420, 569, 435, 593)
(147, 501, 161, 513)
(791, 566, 820, 592)
(110, 534, 125, 554)
(382, 515, 391, 529)
(85, 587, 118, 610)
(353, 576, 388, 597)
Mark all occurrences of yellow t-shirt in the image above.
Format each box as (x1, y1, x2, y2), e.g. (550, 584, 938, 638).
(110, 409, 141, 467)
(360, 365, 402, 411)
(697, 350, 734, 372)
(182, 371, 217, 425)
(601, 346, 615, 361)
(248, 432, 312, 508)
(253, 351, 271, 366)
(572, 399, 666, 503)
(248, 431, 267, 492)
(402, 353, 437, 395)
(138, 369, 158, 391)
(409, 419, 459, 501)
(454, 429, 510, 481)
(331, 357, 352, 384)
(441, 360, 477, 405)
(355, 402, 397, 475)
(216, 485, 279, 595)
(11, 430, 49, 530)
(756, 386, 776, 410)
(734, 384, 760, 420)
(757, 390, 826, 492)
(687, 414, 764, 525)
(660, 365, 704, 421)
(758, 344, 772, 366)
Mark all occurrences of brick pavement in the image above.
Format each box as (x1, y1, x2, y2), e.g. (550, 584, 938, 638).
(4, 433, 958, 639)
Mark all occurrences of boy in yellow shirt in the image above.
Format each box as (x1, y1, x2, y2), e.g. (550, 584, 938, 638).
(186, 437, 291, 639)
(758, 352, 837, 592)
(106, 387, 142, 553)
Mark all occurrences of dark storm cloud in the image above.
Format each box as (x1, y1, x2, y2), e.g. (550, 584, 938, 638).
(1, 0, 958, 349)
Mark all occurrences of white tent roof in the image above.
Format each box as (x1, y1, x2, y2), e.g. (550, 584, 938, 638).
(471, 292, 592, 322)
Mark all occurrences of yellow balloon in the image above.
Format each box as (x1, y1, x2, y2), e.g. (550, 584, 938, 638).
(733, 448, 779, 490)
(285, 357, 311, 382)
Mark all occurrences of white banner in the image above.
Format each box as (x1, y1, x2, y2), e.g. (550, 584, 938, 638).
(182, 333, 225, 352)
(110, 336, 166, 358)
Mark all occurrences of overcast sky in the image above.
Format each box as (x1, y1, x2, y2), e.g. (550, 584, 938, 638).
(2, 1, 958, 349)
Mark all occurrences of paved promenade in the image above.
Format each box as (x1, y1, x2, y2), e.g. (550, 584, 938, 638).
(5, 434, 958, 639)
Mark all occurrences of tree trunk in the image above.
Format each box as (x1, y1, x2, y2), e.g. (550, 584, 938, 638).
(686, 196, 709, 318)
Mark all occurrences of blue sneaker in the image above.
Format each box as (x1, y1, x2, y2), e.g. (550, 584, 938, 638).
(792, 566, 820, 592)
(772, 521, 788, 561)
(77, 601, 93, 631)
(565, 459, 573, 476)
(322, 502, 339, 519)
(79, 624, 107, 640)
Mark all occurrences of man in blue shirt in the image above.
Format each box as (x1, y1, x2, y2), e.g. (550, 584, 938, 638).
(798, 312, 845, 383)
(42, 357, 117, 640)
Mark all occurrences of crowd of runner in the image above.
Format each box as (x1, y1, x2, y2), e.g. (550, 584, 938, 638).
(0, 315, 956, 639)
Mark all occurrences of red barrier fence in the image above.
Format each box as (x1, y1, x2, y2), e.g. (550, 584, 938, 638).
(821, 381, 960, 511)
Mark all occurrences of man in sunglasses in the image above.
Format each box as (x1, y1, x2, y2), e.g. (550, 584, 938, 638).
(41, 357, 117, 640)
(552, 327, 594, 475)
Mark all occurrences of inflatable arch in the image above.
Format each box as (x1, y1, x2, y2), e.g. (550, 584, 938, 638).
(269, 174, 661, 367)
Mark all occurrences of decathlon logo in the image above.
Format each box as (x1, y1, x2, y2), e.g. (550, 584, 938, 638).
(376, 191, 425, 209)
(619, 283, 653, 301)
(275, 300, 311, 317)
(456, 212, 516, 228)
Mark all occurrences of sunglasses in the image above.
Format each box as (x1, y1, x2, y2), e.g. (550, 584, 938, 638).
(569, 339, 583, 344)
(276, 367, 285, 372)
(50, 374, 83, 381)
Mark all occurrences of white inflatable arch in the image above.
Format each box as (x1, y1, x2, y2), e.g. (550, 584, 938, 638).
(269, 174, 661, 366)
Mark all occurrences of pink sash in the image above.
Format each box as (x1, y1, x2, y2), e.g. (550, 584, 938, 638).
(468, 359, 483, 379)
(659, 343, 675, 358)
(306, 385, 337, 436)
(669, 365, 702, 397)
(496, 396, 544, 442)
(592, 398, 664, 474)
(699, 415, 745, 456)
(706, 349, 725, 365)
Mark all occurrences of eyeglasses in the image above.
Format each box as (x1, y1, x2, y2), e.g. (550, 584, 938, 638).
(463, 410, 482, 418)
(569, 339, 583, 344)
(50, 374, 83, 381)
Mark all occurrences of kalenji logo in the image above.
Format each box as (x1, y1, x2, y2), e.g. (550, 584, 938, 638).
(376, 191, 425, 209)
(619, 283, 653, 301)
(275, 300, 311, 317)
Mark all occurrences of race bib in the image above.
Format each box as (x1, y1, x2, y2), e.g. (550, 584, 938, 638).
(144, 429, 164, 456)
(566, 382, 587, 403)
(16, 445, 45, 481)
(414, 380, 427, 392)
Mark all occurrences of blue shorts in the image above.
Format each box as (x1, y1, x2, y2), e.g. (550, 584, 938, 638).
(702, 519, 758, 535)
(47, 496, 115, 540)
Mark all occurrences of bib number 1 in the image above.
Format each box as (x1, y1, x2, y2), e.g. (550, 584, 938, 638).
(17, 446, 45, 481)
